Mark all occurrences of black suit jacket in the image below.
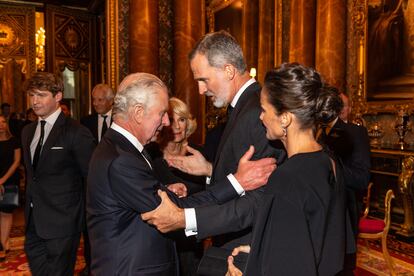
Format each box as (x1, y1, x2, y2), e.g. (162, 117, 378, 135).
(81, 113, 112, 143)
(80, 113, 99, 142)
(321, 118, 371, 236)
(87, 128, 179, 276)
(21, 112, 95, 239)
(193, 82, 285, 249)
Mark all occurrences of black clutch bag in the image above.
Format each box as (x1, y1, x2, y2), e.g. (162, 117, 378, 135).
(0, 185, 19, 209)
(197, 246, 248, 276)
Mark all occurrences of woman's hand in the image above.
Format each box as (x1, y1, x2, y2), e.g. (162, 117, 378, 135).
(225, 245, 251, 276)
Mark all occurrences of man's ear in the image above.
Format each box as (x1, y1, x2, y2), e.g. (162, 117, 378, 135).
(55, 92, 63, 102)
(224, 64, 236, 80)
(132, 103, 145, 123)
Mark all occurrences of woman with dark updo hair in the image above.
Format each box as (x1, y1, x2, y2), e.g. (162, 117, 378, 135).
(226, 63, 351, 276)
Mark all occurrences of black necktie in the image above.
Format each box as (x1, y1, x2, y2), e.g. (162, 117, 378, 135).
(101, 115, 108, 139)
(33, 120, 46, 171)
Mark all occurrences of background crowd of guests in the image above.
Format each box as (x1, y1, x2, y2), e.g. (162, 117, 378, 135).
(0, 30, 371, 276)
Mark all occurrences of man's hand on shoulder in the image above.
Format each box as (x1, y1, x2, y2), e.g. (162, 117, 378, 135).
(141, 190, 186, 233)
(234, 146, 276, 191)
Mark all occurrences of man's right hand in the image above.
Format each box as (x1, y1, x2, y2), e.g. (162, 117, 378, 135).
(166, 146, 213, 176)
(234, 146, 276, 191)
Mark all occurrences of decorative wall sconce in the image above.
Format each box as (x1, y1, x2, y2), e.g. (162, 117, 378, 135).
(249, 67, 256, 78)
(35, 27, 45, 71)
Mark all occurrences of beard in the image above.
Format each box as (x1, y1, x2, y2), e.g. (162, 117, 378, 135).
(205, 91, 227, 108)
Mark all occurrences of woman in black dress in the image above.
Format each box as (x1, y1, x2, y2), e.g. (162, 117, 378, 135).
(0, 114, 21, 258)
(226, 63, 352, 275)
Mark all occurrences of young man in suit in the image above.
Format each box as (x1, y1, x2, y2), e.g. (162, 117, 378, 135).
(80, 84, 114, 143)
(21, 72, 95, 275)
(142, 31, 284, 273)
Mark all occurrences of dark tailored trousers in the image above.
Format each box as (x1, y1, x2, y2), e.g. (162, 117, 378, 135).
(25, 213, 80, 276)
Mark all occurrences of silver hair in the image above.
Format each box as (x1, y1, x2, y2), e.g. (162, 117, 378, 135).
(92, 84, 115, 100)
(188, 30, 247, 73)
(113, 73, 167, 120)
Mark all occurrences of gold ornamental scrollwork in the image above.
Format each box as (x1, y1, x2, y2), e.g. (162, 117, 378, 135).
(0, 23, 16, 47)
(397, 156, 414, 237)
(106, 0, 119, 90)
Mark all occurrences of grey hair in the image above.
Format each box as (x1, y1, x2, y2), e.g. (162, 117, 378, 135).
(92, 83, 115, 99)
(113, 73, 167, 120)
(188, 30, 247, 73)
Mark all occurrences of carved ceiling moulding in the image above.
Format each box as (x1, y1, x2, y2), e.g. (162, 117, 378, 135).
(351, 0, 414, 117)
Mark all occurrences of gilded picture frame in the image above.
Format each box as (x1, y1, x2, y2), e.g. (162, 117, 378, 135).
(352, 0, 414, 116)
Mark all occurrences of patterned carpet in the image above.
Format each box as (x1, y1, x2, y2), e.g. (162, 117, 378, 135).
(0, 227, 413, 275)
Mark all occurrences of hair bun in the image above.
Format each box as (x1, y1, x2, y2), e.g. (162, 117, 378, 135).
(314, 86, 343, 126)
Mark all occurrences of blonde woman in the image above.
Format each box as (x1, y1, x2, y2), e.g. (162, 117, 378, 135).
(0, 114, 21, 259)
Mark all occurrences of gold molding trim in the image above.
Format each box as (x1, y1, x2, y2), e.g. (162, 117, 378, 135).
(207, 0, 240, 32)
(106, 0, 119, 90)
(351, 0, 414, 116)
(274, 0, 283, 66)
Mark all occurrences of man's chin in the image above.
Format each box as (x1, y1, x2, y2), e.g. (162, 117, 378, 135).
(212, 99, 227, 108)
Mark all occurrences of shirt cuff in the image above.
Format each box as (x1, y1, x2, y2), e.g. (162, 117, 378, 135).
(206, 176, 211, 185)
(184, 208, 198, 236)
(227, 173, 245, 196)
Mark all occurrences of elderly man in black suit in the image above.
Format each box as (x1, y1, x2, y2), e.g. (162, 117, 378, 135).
(80, 83, 114, 143)
(87, 73, 179, 275)
(21, 72, 95, 275)
(87, 71, 275, 275)
(142, 31, 284, 275)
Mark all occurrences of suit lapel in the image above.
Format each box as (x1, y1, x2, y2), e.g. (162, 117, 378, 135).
(213, 82, 261, 170)
(37, 112, 66, 168)
(25, 122, 37, 172)
(92, 114, 99, 141)
(105, 128, 149, 168)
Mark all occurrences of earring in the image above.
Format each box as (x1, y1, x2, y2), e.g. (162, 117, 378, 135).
(282, 126, 287, 137)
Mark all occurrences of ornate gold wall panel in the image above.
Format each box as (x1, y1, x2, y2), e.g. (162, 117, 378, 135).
(288, 0, 316, 67)
(46, 5, 98, 118)
(173, 0, 205, 144)
(0, 4, 35, 112)
(106, 0, 119, 90)
(129, 0, 159, 75)
(315, 0, 347, 90)
(257, 0, 274, 83)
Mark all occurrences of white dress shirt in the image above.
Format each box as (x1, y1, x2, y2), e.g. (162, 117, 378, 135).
(30, 107, 62, 161)
(98, 110, 112, 142)
(110, 123, 152, 169)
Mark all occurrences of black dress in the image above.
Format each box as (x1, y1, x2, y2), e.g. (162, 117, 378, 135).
(0, 136, 20, 213)
(244, 150, 350, 276)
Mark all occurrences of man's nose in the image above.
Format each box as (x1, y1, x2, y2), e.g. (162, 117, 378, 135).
(163, 113, 170, 126)
(198, 83, 207, 95)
